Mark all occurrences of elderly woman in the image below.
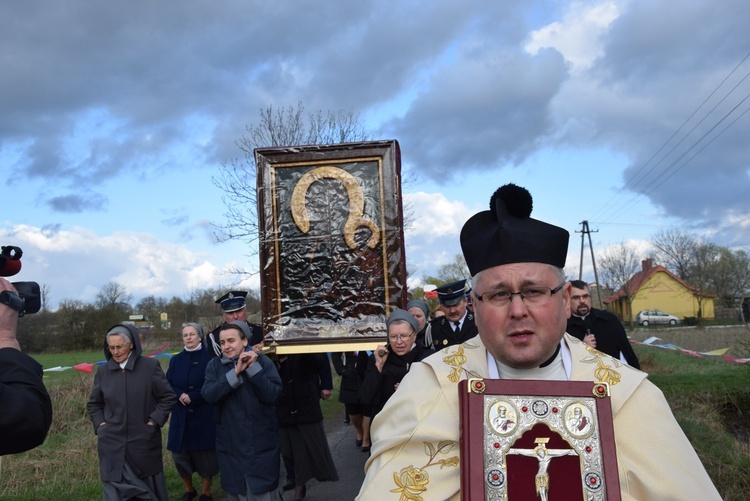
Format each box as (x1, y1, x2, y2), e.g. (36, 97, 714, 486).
(87, 324, 177, 501)
(167, 323, 220, 501)
(360, 309, 435, 422)
(201, 320, 283, 501)
(406, 299, 430, 347)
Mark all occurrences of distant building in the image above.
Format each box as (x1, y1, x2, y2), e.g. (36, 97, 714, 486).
(605, 259, 716, 322)
(124, 314, 154, 330)
(586, 283, 614, 310)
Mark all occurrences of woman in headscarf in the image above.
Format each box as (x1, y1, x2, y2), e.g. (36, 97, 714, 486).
(406, 299, 430, 347)
(201, 320, 283, 501)
(167, 323, 220, 501)
(360, 309, 435, 422)
(87, 324, 177, 501)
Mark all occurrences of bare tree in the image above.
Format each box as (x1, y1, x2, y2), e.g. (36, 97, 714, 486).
(212, 102, 373, 276)
(409, 255, 471, 314)
(135, 295, 169, 325)
(685, 241, 723, 326)
(710, 248, 750, 311)
(95, 281, 133, 310)
(56, 299, 95, 350)
(598, 242, 643, 327)
(650, 229, 697, 280)
(436, 254, 470, 284)
(40, 283, 51, 312)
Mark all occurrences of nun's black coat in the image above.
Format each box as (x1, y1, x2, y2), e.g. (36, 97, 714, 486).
(87, 324, 177, 482)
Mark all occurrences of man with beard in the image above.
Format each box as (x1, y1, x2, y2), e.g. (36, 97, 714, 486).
(424, 279, 477, 349)
(566, 280, 640, 369)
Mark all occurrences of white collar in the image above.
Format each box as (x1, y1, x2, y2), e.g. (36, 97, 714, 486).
(486, 339, 571, 380)
(118, 352, 133, 369)
(452, 310, 468, 329)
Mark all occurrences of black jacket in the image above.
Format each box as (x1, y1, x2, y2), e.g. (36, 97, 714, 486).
(275, 354, 326, 427)
(331, 351, 368, 405)
(567, 308, 641, 370)
(426, 312, 478, 349)
(87, 324, 177, 481)
(360, 343, 435, 419)
(0, 348, 52, 455)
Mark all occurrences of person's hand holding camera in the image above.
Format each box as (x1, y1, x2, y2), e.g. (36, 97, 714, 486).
(0, 277, 21, 351)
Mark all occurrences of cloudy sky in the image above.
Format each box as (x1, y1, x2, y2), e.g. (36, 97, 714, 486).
(3, 0, 749, 310)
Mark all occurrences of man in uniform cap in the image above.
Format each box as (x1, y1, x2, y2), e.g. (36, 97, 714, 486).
(357, 184, 719, 500)
(204, 291, 264, 359)
(423, 279, 477, 349)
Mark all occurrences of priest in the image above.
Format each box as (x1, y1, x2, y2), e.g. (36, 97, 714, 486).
(356, 183, 720, 500)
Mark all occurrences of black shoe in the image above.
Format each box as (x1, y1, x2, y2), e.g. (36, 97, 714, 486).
(294, 485, 307, 501)
(198, 496, 213, 501)
(355, 438, 363, 447)
(361, 445, 371, 453)
(282, 480, 295, 491)
(344, 417, 350, 424)
(181, 492, 197, 501)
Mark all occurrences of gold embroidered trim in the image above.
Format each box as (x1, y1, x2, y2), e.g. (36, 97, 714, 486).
(390, 441, 459, 501)
(580, 345, 622, 386)
(442, 342, 482, 383)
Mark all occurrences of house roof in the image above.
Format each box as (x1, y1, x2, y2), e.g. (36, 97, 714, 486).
(604, 262, 716, 303)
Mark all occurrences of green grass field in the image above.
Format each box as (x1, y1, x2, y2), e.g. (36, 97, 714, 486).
(1, 342, 748, 500)
(1, 351, 343, 500)
(634, 343, 750, 500)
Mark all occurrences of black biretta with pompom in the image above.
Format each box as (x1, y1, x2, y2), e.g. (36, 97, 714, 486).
(460, 183, 569, 276)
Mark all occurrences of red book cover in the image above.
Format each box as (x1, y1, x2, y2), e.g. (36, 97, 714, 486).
(458, 378, 621, 501)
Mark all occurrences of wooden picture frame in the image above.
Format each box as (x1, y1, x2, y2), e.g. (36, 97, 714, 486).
(255, 140, 406, 350)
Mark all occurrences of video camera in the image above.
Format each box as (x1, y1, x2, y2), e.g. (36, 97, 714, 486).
(0, 246, 41, 316)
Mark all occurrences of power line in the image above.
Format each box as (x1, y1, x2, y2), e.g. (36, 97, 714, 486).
(589, 51, 750, 224)
(604, 95, 750, 223)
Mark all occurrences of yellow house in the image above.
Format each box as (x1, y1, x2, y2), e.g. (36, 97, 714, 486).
(605, 259, 715, 322)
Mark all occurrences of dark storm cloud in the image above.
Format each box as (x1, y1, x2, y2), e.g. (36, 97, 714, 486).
(0, 2, 384, 184)
(388, 46, 568, 180)
(46, 193, 107, 213)
(574, 0, 750, 227)
(2, 1, 497, 191)
(2, 0, 749, 238)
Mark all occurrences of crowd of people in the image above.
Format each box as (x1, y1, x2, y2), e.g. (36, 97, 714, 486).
(77, 283, 447, 500)
(5, 183, 721, 500)
(82, 290, 345, 501)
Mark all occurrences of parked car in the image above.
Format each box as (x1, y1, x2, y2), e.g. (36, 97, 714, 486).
(636, 309, 681, 326)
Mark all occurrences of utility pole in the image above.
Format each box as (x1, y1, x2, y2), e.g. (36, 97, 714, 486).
(577, 220, 604, 309)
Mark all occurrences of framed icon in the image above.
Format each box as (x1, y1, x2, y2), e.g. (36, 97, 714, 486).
(255, 140, 406, 347)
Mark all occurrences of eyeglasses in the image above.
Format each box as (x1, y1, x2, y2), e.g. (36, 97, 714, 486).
(388, 333, 415, 343)
(107, 344, 131, 352)
(570, 293, 591, 301)
(475, 283, 565, 307)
